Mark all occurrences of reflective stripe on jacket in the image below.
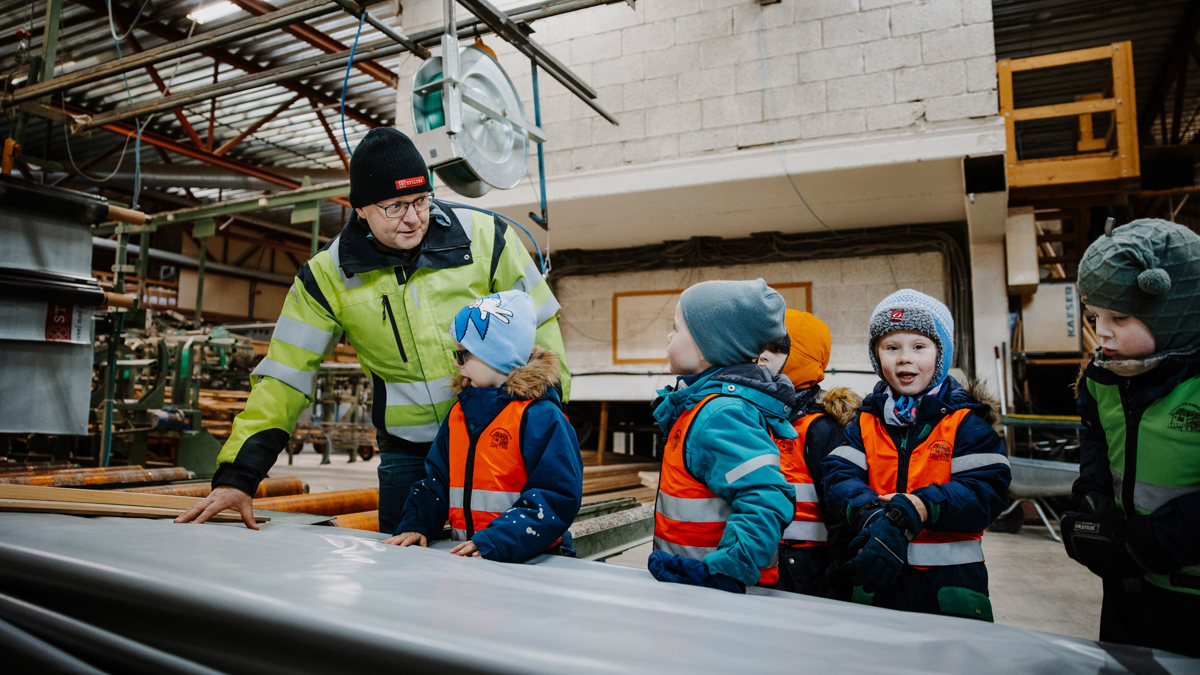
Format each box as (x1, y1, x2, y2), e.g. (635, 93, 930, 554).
(860, 408, 984, 566)
(656, 394, 780, 586)
(1087, 373, 1200, 595)
(776, 413, 828, 546)
(446, 398, 547, 546)
(214, 203, 569, 493)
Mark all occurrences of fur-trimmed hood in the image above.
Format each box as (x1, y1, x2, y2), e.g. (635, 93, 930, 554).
(451, 345, 560, 400)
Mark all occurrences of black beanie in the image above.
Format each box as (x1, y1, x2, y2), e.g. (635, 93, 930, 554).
(349, 127, 431, 208)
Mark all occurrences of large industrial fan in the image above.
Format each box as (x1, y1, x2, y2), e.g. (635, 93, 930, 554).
(411, 40, 544, 198)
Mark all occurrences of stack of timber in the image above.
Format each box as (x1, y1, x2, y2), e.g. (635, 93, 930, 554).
(0, 465, 192, 488)
(580, 458, 661, 506)
(0, 483, 268, 523)
(197, 388, 250, 441)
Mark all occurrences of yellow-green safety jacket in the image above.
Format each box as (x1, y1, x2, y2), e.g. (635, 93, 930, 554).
(212, 201, 569, 495)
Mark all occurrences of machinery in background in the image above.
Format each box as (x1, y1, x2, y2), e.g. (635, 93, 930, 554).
(287, 363, 376, 465)
(89, 319, 257, 477)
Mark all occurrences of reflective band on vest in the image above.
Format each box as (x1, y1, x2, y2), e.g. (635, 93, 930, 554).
(447, 398, 546, 544)
(775, 413, 828, 545)
(655, 394, 779, 585)
(860, 409, 984, 566)
(1088, 375, 1200, 595)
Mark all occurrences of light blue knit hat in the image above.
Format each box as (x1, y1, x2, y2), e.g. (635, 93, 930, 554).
(867, 289, 955, 387)
(450, 290, 536, 374)
(679, 278, 787, 367)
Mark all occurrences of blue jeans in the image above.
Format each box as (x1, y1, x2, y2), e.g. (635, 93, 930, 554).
(377, 452, 427, 535)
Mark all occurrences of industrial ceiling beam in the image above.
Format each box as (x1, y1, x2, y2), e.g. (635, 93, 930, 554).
(4, 0, 340, 106)
(75, 0, 626, 132)
(230, 0, 406, 88)
(122, 31, 206, 149)
(69, 0, 389, 130)
(148, 180, 351, 227)
(214, 95, 302, 156)
(75, 35, 409, 131)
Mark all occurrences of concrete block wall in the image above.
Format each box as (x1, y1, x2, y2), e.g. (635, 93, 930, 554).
(391, 0, 997, 178)
(555, 250, 947, 398)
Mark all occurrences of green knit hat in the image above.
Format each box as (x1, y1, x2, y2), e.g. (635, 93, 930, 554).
(1077, 218, 1200, 357)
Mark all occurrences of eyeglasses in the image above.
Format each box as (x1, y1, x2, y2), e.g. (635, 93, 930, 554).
(376, 194, 432, 218)
(453, 348, 471, 366)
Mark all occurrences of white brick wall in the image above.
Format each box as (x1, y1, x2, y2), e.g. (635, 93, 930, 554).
(554, 250, 947, 398)
(393, 0, 997, 207)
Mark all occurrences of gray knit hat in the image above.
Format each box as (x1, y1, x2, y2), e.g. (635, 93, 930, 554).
(1078, 218, 1200, 357)
(868, 289, 955, 387)
(679, 279, 787, 367)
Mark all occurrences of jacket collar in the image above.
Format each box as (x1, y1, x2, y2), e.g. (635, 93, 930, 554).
(653, 363, 794, 434)
(336, 200, 474, 276)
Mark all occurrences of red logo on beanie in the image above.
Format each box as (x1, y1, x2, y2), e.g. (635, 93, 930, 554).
(395, 176, 427, 189)
(890, 310, 905, 322)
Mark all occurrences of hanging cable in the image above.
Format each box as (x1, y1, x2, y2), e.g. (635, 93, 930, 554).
(341, 9, 367, 155)
(755, 3, 838, 237)
(439, 199, 547, 278)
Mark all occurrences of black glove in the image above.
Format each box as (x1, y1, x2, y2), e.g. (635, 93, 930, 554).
(647, 551, 746, 593)
(1061, 492, 1138, 579)
(843, 501, 918, 593)
(1124, 514, 1174, 574)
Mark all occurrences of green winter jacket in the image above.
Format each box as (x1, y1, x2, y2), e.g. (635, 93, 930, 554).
(213, 201, 569, 495)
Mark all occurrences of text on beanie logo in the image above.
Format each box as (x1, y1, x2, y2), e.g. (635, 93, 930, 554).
(394, 176, 427, 189)
(889, 310, 905, 322)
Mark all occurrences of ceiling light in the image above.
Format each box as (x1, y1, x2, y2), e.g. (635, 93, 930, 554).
(187, 1, 240, 24)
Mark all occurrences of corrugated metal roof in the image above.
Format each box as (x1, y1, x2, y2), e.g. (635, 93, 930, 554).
(0, 1, 1195, 240)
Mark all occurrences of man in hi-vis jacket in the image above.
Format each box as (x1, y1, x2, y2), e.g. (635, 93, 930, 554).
(177, 128, 569, 534)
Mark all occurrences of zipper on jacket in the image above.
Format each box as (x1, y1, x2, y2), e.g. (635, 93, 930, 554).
(895, 433, 910, 495)
(1120, 378, 1140, 519)
(463, 436, 478, 538)
(381, 295, 408, 363)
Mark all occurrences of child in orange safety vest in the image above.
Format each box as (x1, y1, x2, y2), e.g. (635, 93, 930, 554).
(821, 289, 1011, 620)
(757, 309, 858, 599)
(383, 290, 583, 562)
(648, 279, 796, 593)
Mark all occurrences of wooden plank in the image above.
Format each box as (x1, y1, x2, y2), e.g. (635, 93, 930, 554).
(0, 499, 257, 522)
(1004, 43, 1120, 72)
(582, 462, 661, 479)
(581, 486, 657, 505)
(1008, 98, 1116, 123)
(0, 483, 206, 508)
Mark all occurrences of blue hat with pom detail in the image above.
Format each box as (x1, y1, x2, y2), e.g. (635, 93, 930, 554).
(1078, 219, 1200, 358)
(450, 290, 536, 374)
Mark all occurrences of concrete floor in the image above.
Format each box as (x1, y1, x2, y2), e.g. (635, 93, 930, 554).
(270, 448, 1103, 642)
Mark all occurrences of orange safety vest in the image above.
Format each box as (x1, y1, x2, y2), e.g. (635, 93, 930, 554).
(447, 398, 558, 547)
(655, 394, 779, 586)
(859, 408, 984, 566)
(775, 413, 828, 547)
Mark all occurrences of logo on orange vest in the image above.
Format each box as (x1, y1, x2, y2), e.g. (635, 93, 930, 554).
(489, 429, 512, 449)
(1169, 403, 1200, 432)
(667, 429, 683, 450)
(890, 309, 905, 322)
(394, 176, 427, 189)
(928, 439, 953, 461)
(775, 437, 797, 455)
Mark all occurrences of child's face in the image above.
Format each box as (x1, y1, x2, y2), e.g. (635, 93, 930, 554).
(666, 301, 711, 375)
(757, 349, 787, 376)
(876, 331, 938, 396)
(1085, 304, 1156, 359)
(454, 344, 507, 388)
